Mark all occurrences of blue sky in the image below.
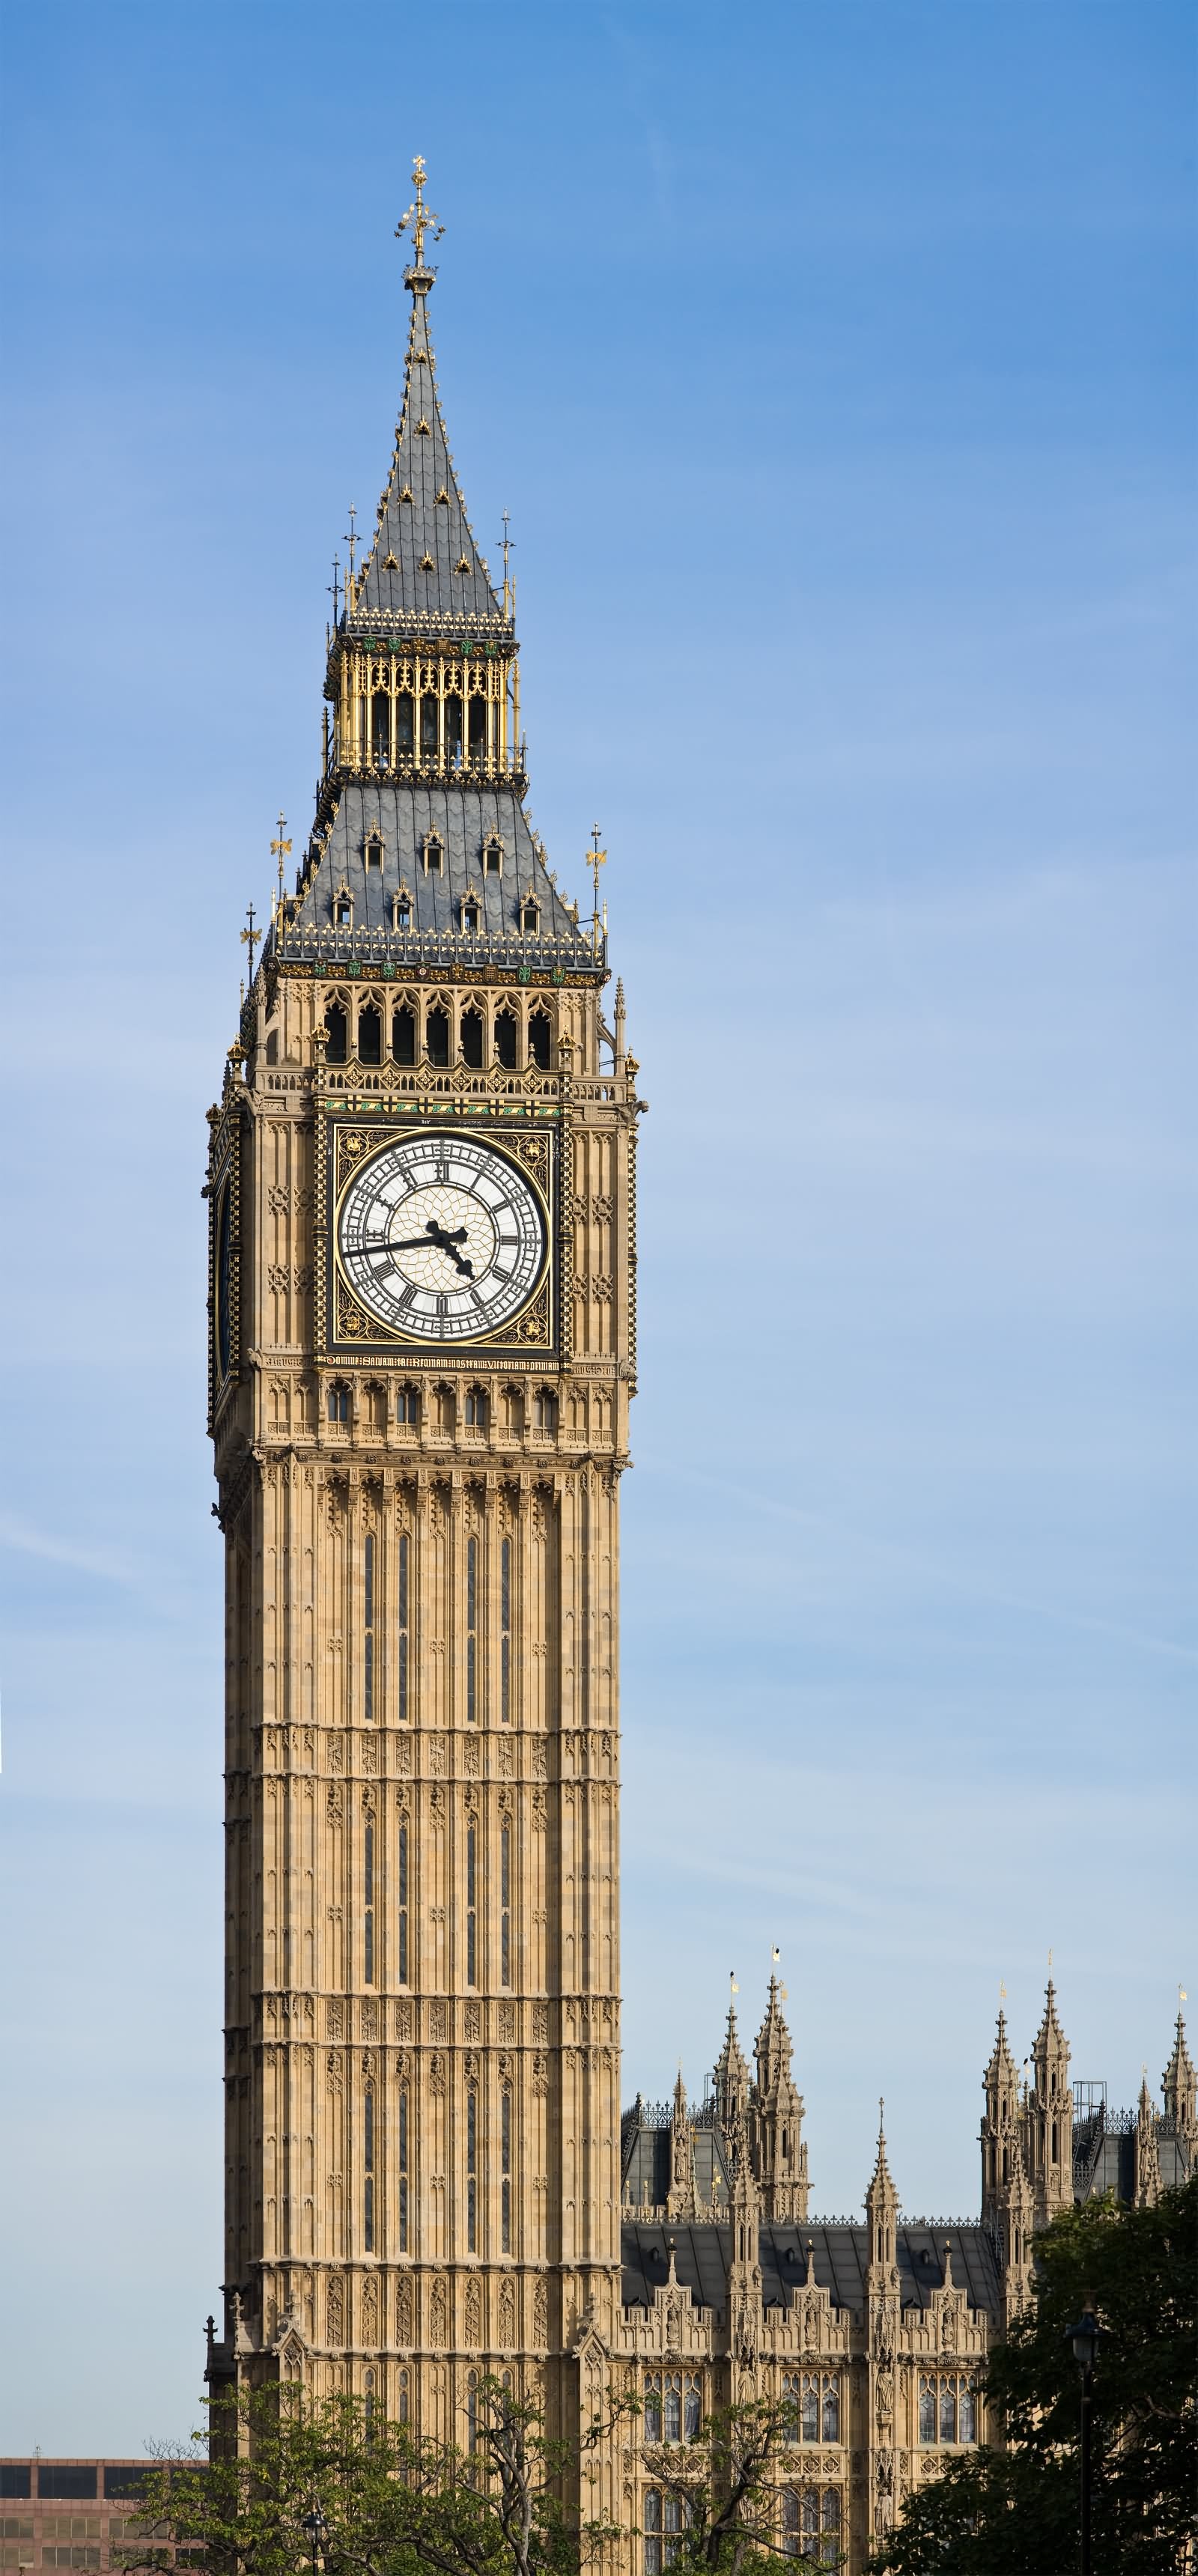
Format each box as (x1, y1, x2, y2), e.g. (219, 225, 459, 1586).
(0, 0, 1194, 2451)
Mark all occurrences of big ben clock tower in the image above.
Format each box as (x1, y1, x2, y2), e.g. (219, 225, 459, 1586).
(204, 163, 638, 2438)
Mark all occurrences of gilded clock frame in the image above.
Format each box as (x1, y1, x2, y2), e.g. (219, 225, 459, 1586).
(315, 1106, 561, 1364)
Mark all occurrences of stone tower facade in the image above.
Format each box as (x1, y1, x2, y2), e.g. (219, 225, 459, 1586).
(204, 161, 639, 2434)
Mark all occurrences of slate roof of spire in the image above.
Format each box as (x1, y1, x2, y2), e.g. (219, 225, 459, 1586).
(353, 286, 508, 635)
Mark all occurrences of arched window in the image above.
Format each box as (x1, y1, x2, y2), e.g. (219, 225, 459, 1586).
(393, 1005, 416, 1064)
(427, 1007, 450, 1068)
(468, 695, 487, 762)
(325, 1003, 348, 1064)
(500, 1821, 511, 1987)
(780, 2491, 800, 2557)
(436, 1384, 455, 1432)
(821, 2376, 839, 2443)
(940, 2381, 958, 2444)
(528, 1010, 551, 1069)
(419, 697, 438, 764)
(422, 832, 443, 874)
(500, 1538, 511, 1727)
(800, 2377, 819, 2443)
(465, 1536, 478, 1726)
(393, 890, 412, 932)
(643, 2377, 662, 2443)
(494, 1009, 518, 1069)
(465, 1388, 487, 1430)
(371, 692, 390, 765)
(501, 2086, 512, 2253)
(642, 2489, 661, 2576)
(358, 1004, 382, 1066)
(781, 2372, 800, 2443)
(520, 896, 540, 935)
(365, 833, 384, 870)
(820, 2490, 842, 2559)
(397, 2080, 409, 2251)
(684, 2379, 701, 2440)
(397, 1385, 419, 1427)
(533, 1388, 557, 1433)
(397, 1532, 410, 1725)
(484, 836, 504, 876)
(362, 1534, 375, 1726)
(460, 898, 480, 935)
(334, 887, 353, 929)
(364, 2368, 377, 2440)
(919, 2378, 937, 2443)
(663, 2375, 681, 2443)
(398, 2368, 410, 2424)
(466, 2369, 478, 2452)
(395, 694, 414, 759)
(800, 2491, 819, 2544)
(328, 1382, 350, 1424)
(445, 694, 463, 764)
(466, 1820, 477, 1984)
(663, 2497, 684, 2566)
(466, 2092, 478, 2251)
(959, 2384, 977, 2443)
(397, 1822, 410, 1987)
(461, 1006, 484, 1066)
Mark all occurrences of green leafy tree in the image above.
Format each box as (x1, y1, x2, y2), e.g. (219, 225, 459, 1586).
(635, 2396, 835, 2575)
(870, 2172, 1198, 2575)
(119, 2379, 626, 2576)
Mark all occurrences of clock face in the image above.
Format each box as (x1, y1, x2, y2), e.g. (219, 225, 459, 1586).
(337, 1133, 547, 1343)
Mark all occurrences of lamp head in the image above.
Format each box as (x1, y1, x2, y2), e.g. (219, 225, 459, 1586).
(1065, 2301, 1101, 2374)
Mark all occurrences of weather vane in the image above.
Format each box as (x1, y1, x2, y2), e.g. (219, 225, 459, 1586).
(589, 822, 607, 911)
(240, 900, 259, 985)
(395, 154, 444, 269)
(343, 505, 358, 580)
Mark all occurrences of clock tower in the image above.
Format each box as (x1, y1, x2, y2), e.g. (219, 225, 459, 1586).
(204, 162, 638, 2443)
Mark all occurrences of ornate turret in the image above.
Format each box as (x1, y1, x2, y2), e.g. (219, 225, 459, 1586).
(1134, 2075, 1162, 2208)
(980, 2010, 1025, 2225)
(714, 1995, 751, 2132)
(864, 2111, 901, 2550)
(1026, 1980, 1073, 2225)
(726, 2113, 763, 2368)
(749, 1977, 809, 2221)
(865, 2109, 901, 2287)
(667, 2069, 694, 2219)
(1161, 2011, 1197, 2141)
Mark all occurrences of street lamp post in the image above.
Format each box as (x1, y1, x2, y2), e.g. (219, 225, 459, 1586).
(1065, 2303, 1101, 2576)
(301, 2506, 330, 2576)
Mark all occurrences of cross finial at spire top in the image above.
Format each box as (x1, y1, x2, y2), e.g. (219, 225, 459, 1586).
(396, 154, 445, 288)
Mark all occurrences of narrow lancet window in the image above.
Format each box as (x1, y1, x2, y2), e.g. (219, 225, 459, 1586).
(393, 1005, 416, 1063)
(528, 1009, 551, 1069)
(358, 1004, 382, 1066)
(466, 2091, 478, 2252)
(397, 1532, 410, 1722)
(500, 1537, 511, 1725)
(398, 2084, 409, 2251)
(466, 1535, 478, 1724)
(397, 1823, 410, 1985)
(466, 1823, 477, 1987)
(364, 2085, 375, 2250)
(500, 1824, 511, 1990)
(364, 1822, 374, 1985)
(363, 1532, 375, 1725)
(427, 1006, 449, 1067)
(501, 2087, 512, 2252)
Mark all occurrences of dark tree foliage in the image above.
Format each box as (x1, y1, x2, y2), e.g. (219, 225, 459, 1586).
(870, 2174, 1198, 2575)
(119, 2380, 625, 2576)
(635, 2396, 812, 2576)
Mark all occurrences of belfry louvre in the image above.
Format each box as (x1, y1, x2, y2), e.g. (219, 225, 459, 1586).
(204, 164, 1195, 2572)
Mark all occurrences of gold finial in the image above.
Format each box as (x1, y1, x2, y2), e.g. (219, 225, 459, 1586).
(395, 154, 445, 275)
(271, 811, 292, 921)
(589, 823, 607, 952)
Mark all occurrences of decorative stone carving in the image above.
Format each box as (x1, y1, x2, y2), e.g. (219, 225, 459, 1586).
(326, 2275, 344, 2348)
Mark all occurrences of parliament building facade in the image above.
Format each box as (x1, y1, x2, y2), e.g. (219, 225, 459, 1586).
(203, 167, 1194, 2572)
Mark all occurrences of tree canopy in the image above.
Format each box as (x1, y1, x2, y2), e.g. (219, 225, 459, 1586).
(870, 2172, 1197, 2574)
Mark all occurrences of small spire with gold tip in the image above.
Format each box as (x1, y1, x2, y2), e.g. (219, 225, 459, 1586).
(395, 154, 445, 289)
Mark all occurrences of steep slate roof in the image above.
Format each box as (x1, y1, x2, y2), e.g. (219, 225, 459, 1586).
(354, 287, 506, 633)
(621, 2223, 1002, 2321)
(287, 780, 590, 961)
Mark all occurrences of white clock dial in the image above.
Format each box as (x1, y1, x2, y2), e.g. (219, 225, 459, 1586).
(337, 1133, 547, 1342)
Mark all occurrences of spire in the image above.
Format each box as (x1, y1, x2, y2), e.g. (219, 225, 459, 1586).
(749, 1974, 809, 2223)
(866, 2103, 899, 2284)
(1135, 2074, 1162, 2208)
(980, 2008, 1027, 2226)
(714, 1990, 750, 2131)
(353, 167, 506, 634)
(1027, 1978, 1073, 2225)
(668, 2068, 693, 2217)
(1162, 2009, 1197, 2137)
